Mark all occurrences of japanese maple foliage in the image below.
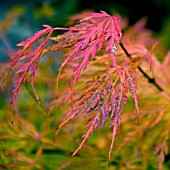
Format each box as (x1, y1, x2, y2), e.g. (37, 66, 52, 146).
(6, 10, 159, 162)
(6, 25, 54, 104)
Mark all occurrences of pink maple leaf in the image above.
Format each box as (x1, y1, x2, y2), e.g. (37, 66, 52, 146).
(7, 25, 54, 105)
(56, 10, 122, 98)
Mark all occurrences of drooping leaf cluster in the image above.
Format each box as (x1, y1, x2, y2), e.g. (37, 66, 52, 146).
(3, 10, 170, 169)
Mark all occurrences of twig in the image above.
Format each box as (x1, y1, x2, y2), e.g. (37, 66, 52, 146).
(119, 42, 163, 92)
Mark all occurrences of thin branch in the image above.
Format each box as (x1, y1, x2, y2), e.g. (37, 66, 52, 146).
(119, 42, 132, 59)
(119, 42, 163, 92)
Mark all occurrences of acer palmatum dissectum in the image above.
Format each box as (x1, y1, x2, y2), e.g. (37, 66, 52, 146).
(6, 10, 139, 160)
(57, 67, 139, 160)
(5, 25, 54, 104)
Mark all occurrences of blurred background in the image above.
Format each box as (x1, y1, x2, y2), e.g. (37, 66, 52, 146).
(1, 0, 170, 169)
(1, 0, 170, 62)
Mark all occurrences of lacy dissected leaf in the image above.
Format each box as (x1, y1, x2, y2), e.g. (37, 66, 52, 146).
(7, 11, 122, 106)
(57, 67, 139, 159)
(53, 10, 122, 94)
(6, 25, 54, 105)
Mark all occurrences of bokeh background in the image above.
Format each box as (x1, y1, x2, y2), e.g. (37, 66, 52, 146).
(1, 0, 170, 170)
(1, 0, 170, 62)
